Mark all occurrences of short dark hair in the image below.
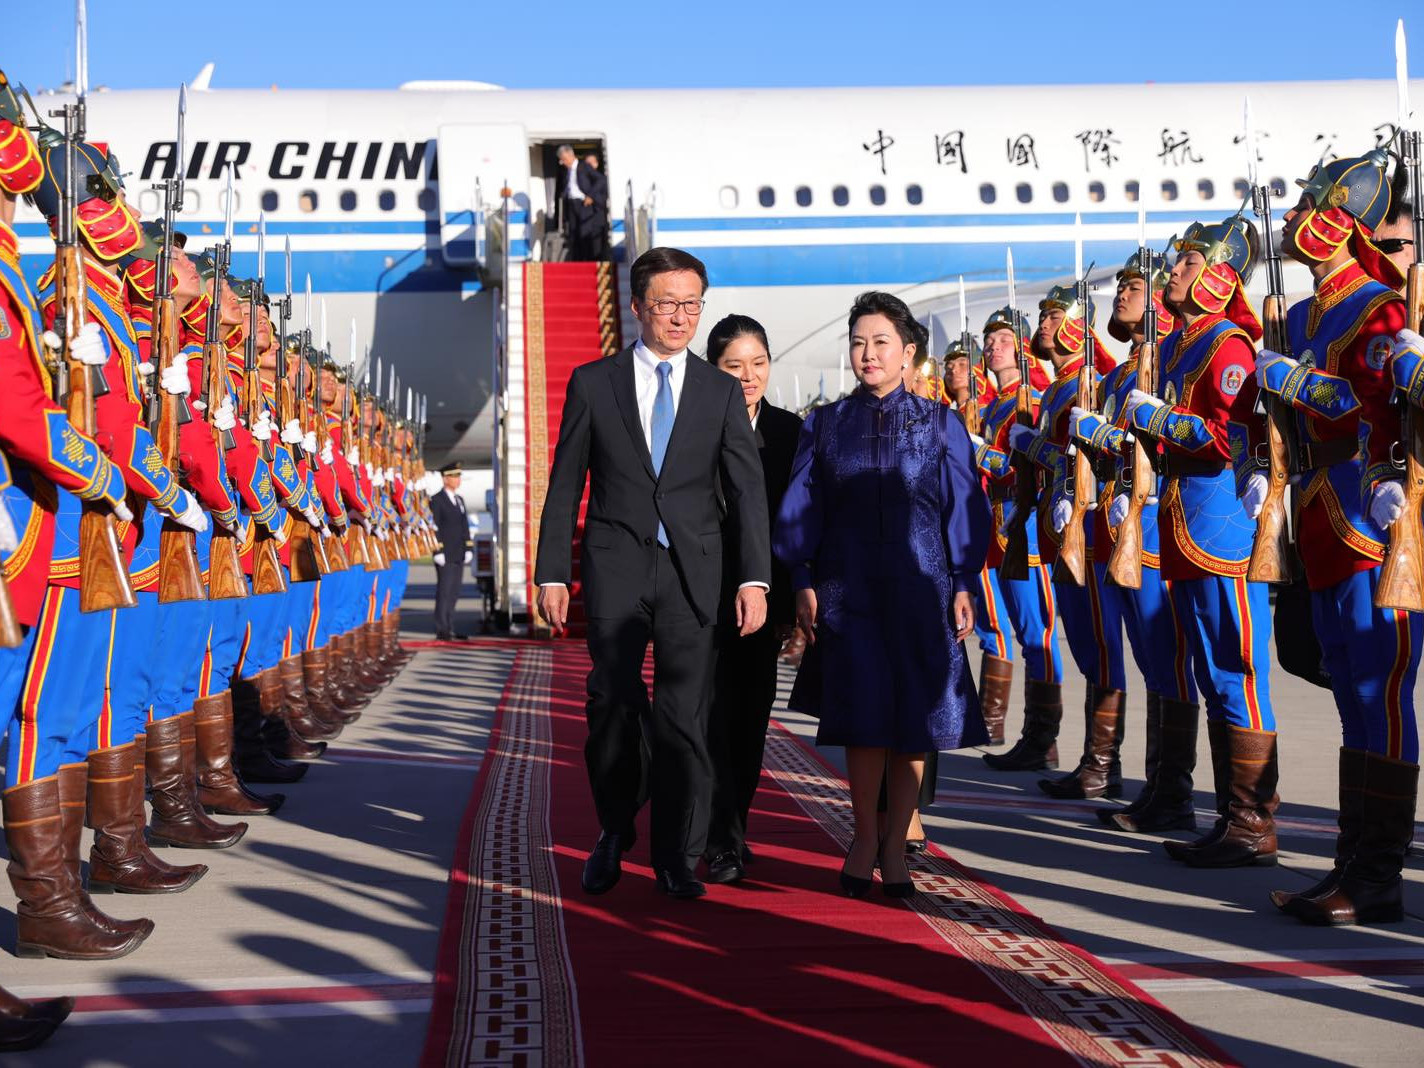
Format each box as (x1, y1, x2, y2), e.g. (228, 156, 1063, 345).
(847, 290, 920, 348)
(706, 314, 769, 364)
(630, 247, 709, 301)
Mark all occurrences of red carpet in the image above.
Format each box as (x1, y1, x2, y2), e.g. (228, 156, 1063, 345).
(422, 643, 1237, 1067)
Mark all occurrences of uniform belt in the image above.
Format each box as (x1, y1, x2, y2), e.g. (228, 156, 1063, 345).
(1294, 436, 1358, 473)
(988, 485, 1016, 502)
(1160, 454, 1224, 477)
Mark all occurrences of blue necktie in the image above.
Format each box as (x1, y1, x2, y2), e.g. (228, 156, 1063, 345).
(651, 362, 673, 547)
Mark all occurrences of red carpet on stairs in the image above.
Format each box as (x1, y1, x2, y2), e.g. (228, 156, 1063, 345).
(421, 644, 1237, 1067)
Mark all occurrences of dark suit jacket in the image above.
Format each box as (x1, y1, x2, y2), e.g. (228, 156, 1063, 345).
(429, 491, 473, 558)
(534, 346, 771, 626)
(720, 402, 801, 628)
(557, 161, 608, 235)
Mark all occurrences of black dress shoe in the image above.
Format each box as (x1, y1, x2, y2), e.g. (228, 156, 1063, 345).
(435, 631, 453, 642)
(905, 838, 928, 855)
(705, 851, 745, 885)
(655, 866, 706, 898)
(582, 832, 630, 895)
(741, 843, 755, 864)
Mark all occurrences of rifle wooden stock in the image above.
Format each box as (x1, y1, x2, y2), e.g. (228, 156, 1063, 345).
(157, 522, 206, 604)
(999, 380, 1037, 582)
(345, 524, 371, 567)
(287, 516, 327, 581)
(326, 527, 351, 571)
(1376, 263, 1424, 612)
(207, 529, 248, 600)
(1053, 363, 1095, 587)
(252, 532, 288, 595)
(0, 572, 22, 648)
(1247, 293, 1295, 585)
(153, 294, 204, 604)
(1107, 351, 1156, 591)
(367, 530, 390, 571)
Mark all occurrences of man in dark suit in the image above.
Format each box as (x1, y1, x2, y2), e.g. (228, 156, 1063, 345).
(429, 463, 474, 641)
(555, 144, 608, 262)
(535, 248, 770, 899)
(701, 321, 802, 884)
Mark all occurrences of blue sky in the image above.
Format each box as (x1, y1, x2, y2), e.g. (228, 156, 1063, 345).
(17, 0, 1416, 91)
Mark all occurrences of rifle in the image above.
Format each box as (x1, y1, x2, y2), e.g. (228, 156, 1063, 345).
(1106, 209, 1158, 590)
(307, 285, 350, 572)
(201, 166, 248, 601)
(279, 238, 327, 582)
(1244, 97, 1297, 585)
(1376, 22, 1424, 611)
(957, 276, 981, 435)
(243, 219, 287, 596)
(361, 350, 389, 572)
(149, 85, 204, 604)
(1054, 224, 1096, 587)
(50, 84, 135, 613)
(999, 249, 1037, 581)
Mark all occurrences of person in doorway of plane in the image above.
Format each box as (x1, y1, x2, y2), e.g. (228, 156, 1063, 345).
(556, 144, 608, 262)
(774, 290, 990, 900)
(701, 314, 802, 885)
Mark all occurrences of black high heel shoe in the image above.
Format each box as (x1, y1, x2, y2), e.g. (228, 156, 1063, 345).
(878, 843, 916, 900)
(839, 839, 875, 898)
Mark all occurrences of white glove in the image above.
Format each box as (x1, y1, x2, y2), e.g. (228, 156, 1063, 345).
(968, 432, 986, 450)
(212, 396, 237, 433)
(463, 549, 473, 565)
(1369, 480, 1407, 529)
(371, 467, 387, 487)
(1108, 493, 1130, 527)
(1050, 494, 1073, 533)
(1008, 423, 1037, 454)
(138, 361, 155, 376)
(170, 489, 209, 533)
(70, 321, 110, 366)
(318, 438, 332, 464)
(159, 358, 191, 396)
(422, 472, 442, 495)
(1068, 406, 1090, 438)
(250, 410, 273, 442)
(1123, 389, 1164, 424)
(1255, 349, 1297, 387)
(433, 551, 446, 566)
(1241, 472, 1269, 521)
(375, 526, 389, 541)
(112, 500, 134, 523)
(268, 521, 289, 546)
(302, 504, 322, 527)
(345, 446, 360, 466)
(281, 419, 304, 446)
(0, 500, 18, 554)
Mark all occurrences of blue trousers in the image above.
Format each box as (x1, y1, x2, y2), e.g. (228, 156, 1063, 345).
(390, 559, 409, 608)
(99, 591, 161, 751)
(286, 580, 318, 655)
(1055, 565, 1127, 691)
(1313, 568, 1421, 762)
(204, 597, 248, 698)
(1120, 569, 1197, 704)
(242, 584, 291, 678)
(976, 563, 1061, 683)
(0, 627, 39, 780)
(153, 597, 211, 721)
(1176, 574, 1273, 730)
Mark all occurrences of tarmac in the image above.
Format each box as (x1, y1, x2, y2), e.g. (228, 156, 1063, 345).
(0, 562, 1420, 1065)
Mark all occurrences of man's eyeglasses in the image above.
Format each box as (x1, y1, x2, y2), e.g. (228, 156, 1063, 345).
(1376, 237, 1415, 254)
(645, 298, 705, 317)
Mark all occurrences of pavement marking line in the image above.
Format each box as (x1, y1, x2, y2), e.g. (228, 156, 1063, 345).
(323, 747, 481, 769)
(5, 971, 433, 1001)
(64, 999, 434, 1026)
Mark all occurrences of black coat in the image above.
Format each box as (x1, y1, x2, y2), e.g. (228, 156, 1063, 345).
(557, 160, 608, 235)
(720, 401, 801, 628)
(429, 490, 473, 558)
(534, 346, 771, 626)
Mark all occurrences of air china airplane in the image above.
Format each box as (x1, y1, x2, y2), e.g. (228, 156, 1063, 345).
(11, 75, 1420, 464)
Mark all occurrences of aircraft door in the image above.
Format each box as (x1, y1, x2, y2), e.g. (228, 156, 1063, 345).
(436, 122, 530, 269)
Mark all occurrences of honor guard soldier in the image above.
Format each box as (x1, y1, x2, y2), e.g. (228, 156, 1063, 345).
(1121, 213, 1276, 868)
(1070, 252, 1201, 832)
(1257, 150, 1419, 923)
(1008, 291, 1126, 800)
(968, 307, 1064, 756)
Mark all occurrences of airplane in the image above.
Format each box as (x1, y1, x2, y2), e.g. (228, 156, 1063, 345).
(10, 74, 1422, 465)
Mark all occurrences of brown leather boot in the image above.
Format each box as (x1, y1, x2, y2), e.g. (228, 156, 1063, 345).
(338, 632, 382, 696)
(4, 776, 153, 960)
(1102, 692, 1162, 824)
(0, 984, 73, 1052)
(982, 679, 1062, 772)
(86, 742, 206, 894)
(272, 657, 332, 754)
(57, 763, 160, 932)
(387, 610, 413, 665)
(1169, 724, 1278, 868)
(1271, 747, 1367, 912)
(1285, 753, 1416, 925)
(1039, 687, 1125, 799)
(145, 715, 247, 849)
(195, 692, 284, 816)
(1164, 718, 1233, 860)
(1107, 695, 1199, 833)
(302, 648, 356, 731)
(978, 654, 1013, 747)
(361, 622, 395, 680)
(236, 670, 310, 780)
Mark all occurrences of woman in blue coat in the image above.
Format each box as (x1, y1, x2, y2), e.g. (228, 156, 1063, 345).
(774, 291, 990, 899)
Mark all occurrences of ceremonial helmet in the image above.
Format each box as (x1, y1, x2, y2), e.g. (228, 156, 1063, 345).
(190, 250, 245, 348)
(29, 125, 141, 260)
(119, 221, 175, 304)
(1290, 148, 1401, 288)
(1172, 213, 1263, 341)
(981, 305, 1053, 389)
(1110, 249, 1177, 344)
(0, 70, 42, 196)
(1038, 285, 1116, 372)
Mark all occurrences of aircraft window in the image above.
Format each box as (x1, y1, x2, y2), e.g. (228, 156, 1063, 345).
(1052, 182, 1069, 203)
(758, 186, 775, 208)
(1161, 180, 1179, 201)
(1233, 178, 1251, 199)
(869, 184, 886, 206)
(298, 190, 318, 213)
(137, 189, 160, 216)
(340, 190, 358, 212)
(1088, 181, 1105, 202)
(906, 184, 923, 205)
(832, 185, 849, 207)
(1015, 183, 1032, 204)
(1124, 180, 1140, 202)
(185, 190, 200, 212)
(417, 189, 437, 211)
(378, 190, 396, 211)
(795, 185, 812, 207)
(1197, 178, 1215, 200)
(220, 188, 240, 217)
(1270, 177, 1287, 198)
(979, 183, 996, 204)
(719, 185, 738, 209)
(261, 190, 279, 212)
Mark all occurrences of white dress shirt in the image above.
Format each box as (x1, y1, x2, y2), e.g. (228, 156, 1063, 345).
(566, 162, 587, 200)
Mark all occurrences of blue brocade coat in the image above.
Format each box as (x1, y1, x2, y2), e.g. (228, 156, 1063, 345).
(773, 386, 991, 752)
